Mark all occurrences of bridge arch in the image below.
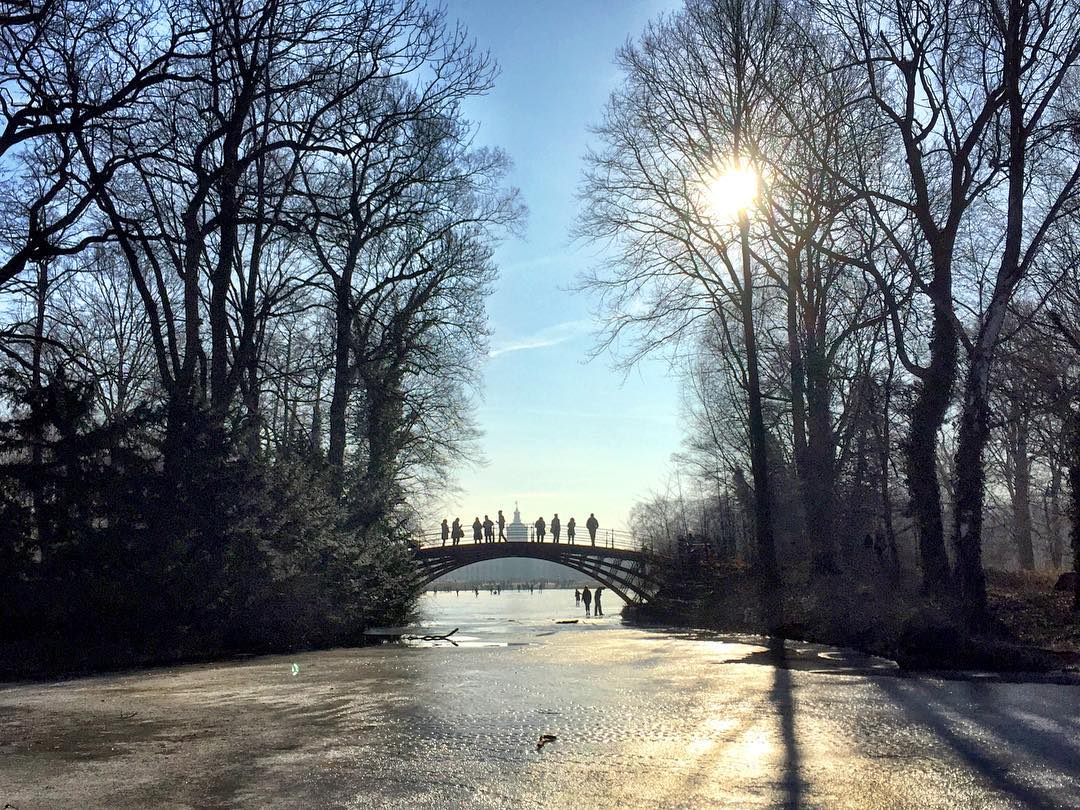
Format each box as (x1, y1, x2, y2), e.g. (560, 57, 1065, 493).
(412, 541, 664, 604)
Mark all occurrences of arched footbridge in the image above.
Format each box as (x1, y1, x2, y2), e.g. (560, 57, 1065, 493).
(410, 530, 668, 604)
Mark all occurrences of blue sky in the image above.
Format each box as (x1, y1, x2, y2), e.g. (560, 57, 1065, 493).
(438, 0, 683, 532)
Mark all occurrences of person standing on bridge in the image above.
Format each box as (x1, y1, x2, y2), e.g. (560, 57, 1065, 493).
(551, 514, 561, 543)
(498, 509, 506, 541)
(483, 514, 495, 542)
(581, 585, 592, 616)
(567, 517, 576, 544)
(451, 518, 463, 546)
(586, 513, 599, 545)
(535, 516, 546, 542)
(472, 517, 483, 543)
(594, 586, 604, 616)
(441, 519, 449, 547)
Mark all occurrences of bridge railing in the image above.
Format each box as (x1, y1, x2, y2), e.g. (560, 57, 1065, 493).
(412, 526, 649, 553)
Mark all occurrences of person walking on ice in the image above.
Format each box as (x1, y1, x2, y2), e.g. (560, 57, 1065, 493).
(581, 586, 592, 616)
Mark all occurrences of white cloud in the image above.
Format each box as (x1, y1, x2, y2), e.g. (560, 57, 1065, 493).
(488, 319, 591, 358)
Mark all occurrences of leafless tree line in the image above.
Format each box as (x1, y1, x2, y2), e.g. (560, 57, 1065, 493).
(0, 0, 521, 541)
(578, 0, 1080, 621)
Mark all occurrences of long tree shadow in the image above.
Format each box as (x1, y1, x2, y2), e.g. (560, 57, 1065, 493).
(758, 579, 804, 809)
(767, 635, 804, 809)
(659, 633, 805, 806)
(873, 676, 1070, 810)
(929, 682, 1080, 777)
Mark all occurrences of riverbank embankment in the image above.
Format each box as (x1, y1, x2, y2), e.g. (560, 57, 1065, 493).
(625, 567, 1080, 675)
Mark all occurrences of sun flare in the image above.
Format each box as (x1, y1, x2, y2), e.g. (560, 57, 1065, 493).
(703, 162, 759, 223)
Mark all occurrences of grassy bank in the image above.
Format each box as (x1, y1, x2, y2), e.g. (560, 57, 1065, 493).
(626, 565, 1080, 673)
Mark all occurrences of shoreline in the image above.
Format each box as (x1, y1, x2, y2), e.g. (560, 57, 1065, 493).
(621, 569, 1080, 681)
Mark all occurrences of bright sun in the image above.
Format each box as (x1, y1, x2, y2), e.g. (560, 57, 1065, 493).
(703, 162, 759, 223)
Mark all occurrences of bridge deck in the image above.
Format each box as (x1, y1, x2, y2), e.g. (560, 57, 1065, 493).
(411, 535, 666, 603)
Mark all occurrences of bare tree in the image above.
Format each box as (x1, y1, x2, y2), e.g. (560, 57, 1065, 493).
(819, 0, 1014, 596)
(0, 0, 194, 294)
(947, 0, 1080, 622)
(292, 32, 520, 483)
(578, 0, 802, 577)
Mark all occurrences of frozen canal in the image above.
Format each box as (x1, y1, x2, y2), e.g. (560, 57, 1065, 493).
(1, 588, 1078, 808)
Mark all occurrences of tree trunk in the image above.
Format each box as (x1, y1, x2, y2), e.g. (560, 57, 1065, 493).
(327, 274, 353, 484)
(1047, 462, 1064, 570)
(904, 301, 956, 593)
(787, 246, 839, 574)
(876, 334, 900, 568)
(1068, 409, 1080, 611)
(30, 260, 48, 561)
(951, 361, 992, 624)
(353, 367, 404, 535)
(1008, 414, 1034, 570)
(951, 8, 1025, 626)
(804, 341, 837, 573)
(786, 250, 808, 466)
(1048, 319, 1080, 605)
(739, 214, 776, 580)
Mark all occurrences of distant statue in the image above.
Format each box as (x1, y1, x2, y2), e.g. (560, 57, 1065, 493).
(535, 516, 546, 543)
(473, 517, 483, 543)
(498, 509, 506, 541)
(451, 518, 462, 546)
(586, 513, 599, 545)
(483, 514, 495, 543)
(440, 518, 449, 547)
(567, 517, 576, 544)
(551, 513, 561, 543)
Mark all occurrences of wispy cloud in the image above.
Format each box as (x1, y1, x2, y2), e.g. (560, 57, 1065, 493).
(489, 319, 591, 358)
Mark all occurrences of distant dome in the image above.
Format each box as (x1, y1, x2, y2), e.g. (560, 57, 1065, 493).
(507, 502, 528, 541)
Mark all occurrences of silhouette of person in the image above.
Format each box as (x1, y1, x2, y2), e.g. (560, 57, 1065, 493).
(575, 589, 581, 605)
(483, 514, 495, 543)
(451, 517, 462, 546)
(594, 586, 604, 616)
(551, 514, 561, 543)
(535, 516, 546, 543)
(586, 513, 599, 545)
(473, 517, 483, 543)
(440, 518, 449, 547)
(581, 586, 592, 616)
(498, 509, 506, 541)
(567, 517, 576, 544)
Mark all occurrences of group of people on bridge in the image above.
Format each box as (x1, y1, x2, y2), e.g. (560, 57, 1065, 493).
(440, 512, 601, 546)
(530, 513, 600, 544)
